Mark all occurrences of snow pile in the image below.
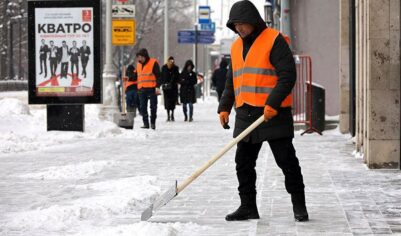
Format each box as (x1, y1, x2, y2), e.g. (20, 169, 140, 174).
(18, 160, 116, 180)
(4, 176, 162, 233)
(0, 99, 148, 154)
(0, 98, 30, 116)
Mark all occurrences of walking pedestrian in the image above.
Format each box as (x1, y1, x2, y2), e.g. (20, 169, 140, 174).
(179, 60, 197, 122)
(161, 56, 180, 121)
(218, 0, 308, 222)
(211, 58, 228, 102)
(136, 48, 161, 130)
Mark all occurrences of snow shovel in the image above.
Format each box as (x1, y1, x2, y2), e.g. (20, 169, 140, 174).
(141, 115, 265, 221)
(114, 66, 134, 129)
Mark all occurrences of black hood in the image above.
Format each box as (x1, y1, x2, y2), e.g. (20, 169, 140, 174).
(219, 59, 228, 69)
(226, 0, 267, 34)
(136, 48, 150, 61)
(183, 60, 195, 71)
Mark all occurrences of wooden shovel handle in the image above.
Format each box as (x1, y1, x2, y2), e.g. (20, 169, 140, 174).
(177, 115, 265, 193)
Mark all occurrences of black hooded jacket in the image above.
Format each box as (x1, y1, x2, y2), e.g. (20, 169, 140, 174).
(179, 60, 197, 104)
(218, 0, 297, 143)
(211, 59, 228, 93)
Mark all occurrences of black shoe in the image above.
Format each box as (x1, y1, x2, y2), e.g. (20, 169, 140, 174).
(189, 117, 193, 122)
(151, 124, 156, 130)
(166, 117, 170, 122)
(141, 125, 149, 129)
(291, 193, 309, 222)
(171, 116, 175, 121)
(39, 72, 43, 75)
(225, 205, 260, 221)
(225, 194, 260, 221)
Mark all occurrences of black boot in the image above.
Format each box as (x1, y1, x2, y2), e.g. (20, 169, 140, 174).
(167, 110, 170, 122)
(151, 123, 156, 130)
(171, 111, 175, 121)
(291, 192, 309, 222)
(184, 113, 188, 121)
(225, 194, 260, 221)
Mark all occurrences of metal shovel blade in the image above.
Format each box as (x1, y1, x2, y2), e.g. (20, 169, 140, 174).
(141, 181, 177, 221)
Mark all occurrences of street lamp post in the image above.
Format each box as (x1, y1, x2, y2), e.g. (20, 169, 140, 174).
(264, 0, 273, 27)
(99, 0, 119, 121)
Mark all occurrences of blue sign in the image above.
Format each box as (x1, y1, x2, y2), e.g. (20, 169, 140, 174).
(198, 6, 211, 24)
(178, 36, 196, 44)
(177, 29, 215, 44)
(178, 30, 195, 37)
(198, 36, 215, 44)
(200, 22, 215, 32)
(197, 30, 214, 36)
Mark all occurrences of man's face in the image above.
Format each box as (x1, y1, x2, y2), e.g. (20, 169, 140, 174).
(234, 23, 255, 38)
(62, 42, 66, 47)
(50, 41, 54, 46)
(73, 41, 77, 47)
(137, 55, 145, 63)
(82, 40, 86, 46)
(41, 39, 45, 45)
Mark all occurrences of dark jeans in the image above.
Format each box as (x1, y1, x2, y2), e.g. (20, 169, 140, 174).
(235, 138, 305, 195)
(182, 103, 193, 118)
(139, 88, 158, 126)
(126, 88, 139, 111)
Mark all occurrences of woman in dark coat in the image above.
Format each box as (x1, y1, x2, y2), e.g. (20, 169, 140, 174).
(161, 56, 180, 121)
(179, 60, 197, 122)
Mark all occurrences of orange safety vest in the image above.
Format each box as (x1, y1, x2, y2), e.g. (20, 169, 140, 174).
(231, 28, 292, 108)
(137, 58, 157, 89)
(124, 67, 137, 91)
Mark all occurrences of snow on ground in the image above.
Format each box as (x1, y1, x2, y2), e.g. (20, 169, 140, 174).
(0, 93, 219, 235)
(0, 98, 149, 154)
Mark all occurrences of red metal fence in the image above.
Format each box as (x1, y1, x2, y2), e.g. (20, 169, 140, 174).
(292, 55, 322, 135)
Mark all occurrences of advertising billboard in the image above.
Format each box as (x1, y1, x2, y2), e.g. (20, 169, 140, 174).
(28, 0, 101, 104)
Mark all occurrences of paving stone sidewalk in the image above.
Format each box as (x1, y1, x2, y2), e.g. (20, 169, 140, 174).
(151, 117, 401, 235)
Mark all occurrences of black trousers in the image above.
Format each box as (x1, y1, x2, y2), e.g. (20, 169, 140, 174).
(40, 57, 47, 75)
(235, 138, 305, 195)
(71, 61, 79, 75)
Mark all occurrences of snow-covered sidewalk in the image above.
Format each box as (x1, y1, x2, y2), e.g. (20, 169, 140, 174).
(1, 93, 401, 235)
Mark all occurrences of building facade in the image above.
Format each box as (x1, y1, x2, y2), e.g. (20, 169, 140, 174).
(339, 0, 400, 169)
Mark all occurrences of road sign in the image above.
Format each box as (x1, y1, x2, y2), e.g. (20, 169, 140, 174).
(198, 6, 211, 24)
(178, 30, 196, 37)
(178, 36, 196, 44)
(112, 19, 136, 45)
(112, 4, 135, 18)
(200, 22, 215, 32)
(198, 36, 215, 44)
(177, 35, 215, 44)
(197, 30, 214, 36)
(177, 29, 215, 44)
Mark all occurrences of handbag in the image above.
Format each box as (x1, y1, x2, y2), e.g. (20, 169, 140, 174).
(162, 83, 173, 90)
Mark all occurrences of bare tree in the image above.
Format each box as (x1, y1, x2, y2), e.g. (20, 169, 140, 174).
(111, 0, 193, 68)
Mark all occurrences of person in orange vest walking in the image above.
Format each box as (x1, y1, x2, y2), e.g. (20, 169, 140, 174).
(136, 48, 161, 129)
(218, 0, 308, 222)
